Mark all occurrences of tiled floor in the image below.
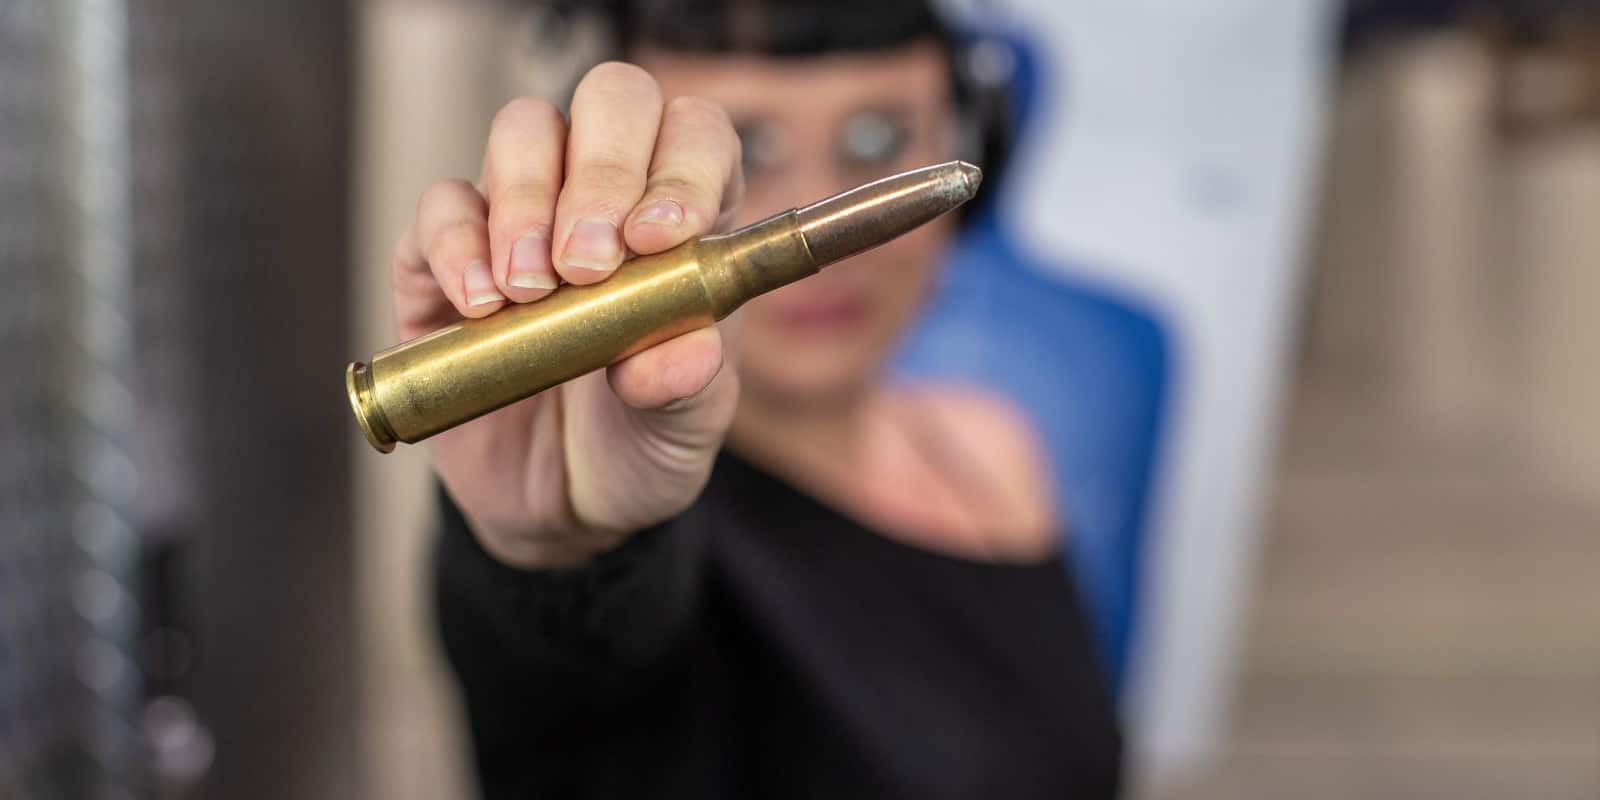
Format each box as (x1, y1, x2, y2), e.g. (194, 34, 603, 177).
(1153, 376, 1600, 799)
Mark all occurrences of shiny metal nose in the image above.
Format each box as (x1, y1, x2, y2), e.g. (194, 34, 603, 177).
(794, 160, 984, 269)
(955, 160, 984, 196)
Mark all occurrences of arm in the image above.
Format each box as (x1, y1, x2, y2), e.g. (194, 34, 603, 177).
(381, 62, 743, 795)
(433, 486, 707, 794)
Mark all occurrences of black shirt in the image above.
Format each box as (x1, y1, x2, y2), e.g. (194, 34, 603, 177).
(435, 450, 1123, 799)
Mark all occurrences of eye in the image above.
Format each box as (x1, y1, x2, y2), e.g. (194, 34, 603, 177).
(837, 110, 911, 171)
(734, 119, 789, 178)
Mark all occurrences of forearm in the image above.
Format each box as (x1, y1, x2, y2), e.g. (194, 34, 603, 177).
(432, 484, 707, 787)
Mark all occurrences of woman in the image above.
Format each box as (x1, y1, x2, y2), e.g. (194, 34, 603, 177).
(397, 1, 1121, 796)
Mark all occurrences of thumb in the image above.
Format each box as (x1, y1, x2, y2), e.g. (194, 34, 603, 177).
(606, 324, 740, 444)
(607, 325, 728, 407)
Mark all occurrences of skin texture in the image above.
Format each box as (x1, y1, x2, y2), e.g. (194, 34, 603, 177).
(394, 44, 1054, 569)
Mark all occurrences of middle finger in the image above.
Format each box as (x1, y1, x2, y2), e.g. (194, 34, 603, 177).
(552, 62, 664, 284)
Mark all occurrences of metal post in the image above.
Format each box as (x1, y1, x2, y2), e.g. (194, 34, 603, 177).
(60, 0, 144, 797)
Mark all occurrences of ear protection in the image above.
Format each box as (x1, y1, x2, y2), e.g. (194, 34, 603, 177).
(946, 33, 1017, 219)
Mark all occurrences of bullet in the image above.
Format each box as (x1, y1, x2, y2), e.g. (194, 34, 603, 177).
(346, 160, 983, 453)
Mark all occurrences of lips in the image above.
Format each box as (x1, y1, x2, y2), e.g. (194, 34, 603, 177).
(766, 290, 870, 331)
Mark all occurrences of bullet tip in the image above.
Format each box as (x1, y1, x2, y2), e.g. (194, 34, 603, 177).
(955, 160, 983, 197)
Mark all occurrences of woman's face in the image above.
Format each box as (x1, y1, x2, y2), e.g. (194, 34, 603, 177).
(639, 40, 960, 409)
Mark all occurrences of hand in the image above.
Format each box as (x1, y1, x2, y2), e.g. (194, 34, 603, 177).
(390, 63, 744, 568)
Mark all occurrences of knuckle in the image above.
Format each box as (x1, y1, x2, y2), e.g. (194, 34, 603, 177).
(666, 95, 731, 129)
(572, 157, 640, 195)
(424, 219, 482, 263)
(491, 177, 558, 212)
(665, 96, 740, 175)
(417, 178, 478, 216)
(491, 202, 554, 240)
(648, 171, 718, 208)
(578, 61, 661, 103)
(492, 96, 563, 132)
(484, 100, 564, 191)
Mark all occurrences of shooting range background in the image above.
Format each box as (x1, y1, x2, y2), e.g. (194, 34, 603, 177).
(4, 0, 1598, 797)
(352, 3, 1600, 798)
(1, 1, 354, 797)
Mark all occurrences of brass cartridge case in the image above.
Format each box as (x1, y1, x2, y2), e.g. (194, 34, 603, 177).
(347, 160, 980, 453)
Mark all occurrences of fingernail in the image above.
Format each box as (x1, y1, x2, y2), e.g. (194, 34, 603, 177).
(507, 234, 557, 289)
(633, 199, 684, 228)
(464, 260, 504, 306)
(560, 218, 621, 273)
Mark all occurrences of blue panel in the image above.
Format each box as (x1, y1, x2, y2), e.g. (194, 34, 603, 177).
(894, 220, 1170, 691)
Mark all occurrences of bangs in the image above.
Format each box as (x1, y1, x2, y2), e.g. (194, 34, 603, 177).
(571, 0, 949, 56)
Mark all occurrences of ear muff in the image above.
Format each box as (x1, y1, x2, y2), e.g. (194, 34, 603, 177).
(948, 34, 1017, 222)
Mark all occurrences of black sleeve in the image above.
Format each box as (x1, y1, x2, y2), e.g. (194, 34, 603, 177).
(431, 484, 708, 797)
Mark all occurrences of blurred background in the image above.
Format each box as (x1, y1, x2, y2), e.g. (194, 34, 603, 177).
(2, 0, 1598, 798)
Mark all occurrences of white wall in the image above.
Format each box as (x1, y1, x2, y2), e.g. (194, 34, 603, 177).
(979, 0, 1336, 783)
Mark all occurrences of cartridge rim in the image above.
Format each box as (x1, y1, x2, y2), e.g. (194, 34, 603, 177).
(346, 361, 397, 453)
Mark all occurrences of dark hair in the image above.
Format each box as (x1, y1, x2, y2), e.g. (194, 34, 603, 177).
(550, 0, 954, 56)
(536, 0, 1009, 218)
